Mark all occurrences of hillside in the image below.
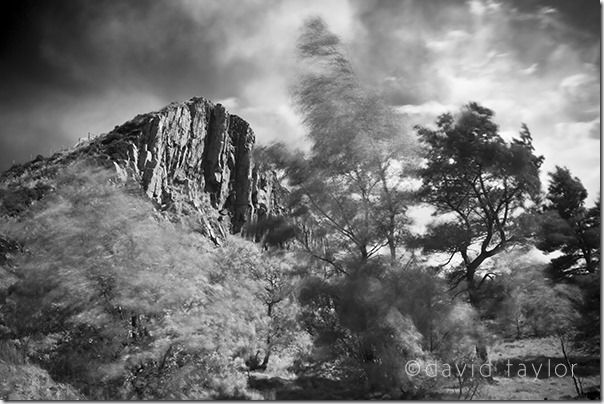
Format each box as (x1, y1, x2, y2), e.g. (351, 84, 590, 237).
(0, 97, 286, 242)
(0, 97, 303, 400)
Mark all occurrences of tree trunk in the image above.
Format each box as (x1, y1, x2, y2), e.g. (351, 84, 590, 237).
(467, 277, 491, 367)
(387, 207, 397, 265)
(560, 335, 582, 398)
(260, 350, 271, 370)
(475, 342, 488, 362)
(388, 236, 396, 265)
(360, 245, 369, 262)
(467, 276, 481, 310)
(259, 302, 275, 371)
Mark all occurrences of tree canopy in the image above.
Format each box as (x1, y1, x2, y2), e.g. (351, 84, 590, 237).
(537, 166, 600, 280)
(290, 17, 417, 269)
(414, 103, 544, 306)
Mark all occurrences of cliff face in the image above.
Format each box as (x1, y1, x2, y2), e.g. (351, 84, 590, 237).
(0, 97, 285, 241)
(99, 97, 287, 237)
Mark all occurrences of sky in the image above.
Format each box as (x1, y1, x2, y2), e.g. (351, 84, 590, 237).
(0, 0, 600, 202)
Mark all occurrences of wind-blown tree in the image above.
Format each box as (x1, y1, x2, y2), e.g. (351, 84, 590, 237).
(297, 260, 426, 395)
(414, 104, 543, 360)
(536, 166, 600, 352)
(216, 237, 304, 371)
(290, 17, 417, 271)
(0, 165, 268, 399)
(286, 18, 429, 394)
(537, 166, 600, 280)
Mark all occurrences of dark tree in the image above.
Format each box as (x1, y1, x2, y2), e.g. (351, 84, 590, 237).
(536, 167, 600, 352)
(414, 103, 543, 360)
(537, 166, 600, 280)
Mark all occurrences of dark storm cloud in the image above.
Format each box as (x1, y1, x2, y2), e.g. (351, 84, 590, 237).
(0, 0, 267, 171)
(508, 0, 600, 37)
(1, 0, 265, 100)
(505, 0, 600, 74)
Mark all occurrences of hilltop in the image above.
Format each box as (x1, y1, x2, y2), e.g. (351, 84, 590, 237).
(0, 97, 286, 242)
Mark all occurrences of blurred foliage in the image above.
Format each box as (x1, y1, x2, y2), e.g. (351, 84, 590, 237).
(294, 258, 491, 397)
(297, 262, 424, 395)
(0, 182, 52, 216)
(0, 163, 303, 399)
(290, 17, 417, 267)
(484, 263, 580, 340)
(245, 214, 297, 249)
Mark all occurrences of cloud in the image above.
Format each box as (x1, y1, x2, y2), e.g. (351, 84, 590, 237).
(0, 0, 599, 203)
(347, 0, 599, 200)
(0, 0, 266, 171)
(179, 0, 355, 152)
(394, 101, 456, 133)
(559, 71, 600, 122)
(0, 0, 358, 171)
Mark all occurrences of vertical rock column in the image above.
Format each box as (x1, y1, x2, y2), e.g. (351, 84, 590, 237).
(229, 116, 255, 233)
(89, 97, 282, 237)
(203, 104, 229, 208)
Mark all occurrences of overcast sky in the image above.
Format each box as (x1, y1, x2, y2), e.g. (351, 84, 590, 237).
(0, 0, 600, 201)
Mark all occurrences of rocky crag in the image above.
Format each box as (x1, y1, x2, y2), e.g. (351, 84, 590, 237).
(0, 97, 286, 242)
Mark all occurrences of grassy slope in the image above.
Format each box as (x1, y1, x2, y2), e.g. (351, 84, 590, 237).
(478, 337, 600, 400)
(477, 375, 600, 400)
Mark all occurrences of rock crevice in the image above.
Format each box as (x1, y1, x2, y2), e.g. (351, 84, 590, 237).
(88, 97, 280, 236)
(0, 96, 284, 239)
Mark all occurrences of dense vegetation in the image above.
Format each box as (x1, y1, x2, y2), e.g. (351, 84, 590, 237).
(0, 17, 599, 400)
(0, 165, 309, 399)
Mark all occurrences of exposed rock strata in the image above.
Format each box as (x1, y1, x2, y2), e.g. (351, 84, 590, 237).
(1, 97, 285, 239)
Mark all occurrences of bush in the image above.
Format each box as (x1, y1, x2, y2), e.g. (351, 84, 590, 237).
(214, 236, 309, 372)
(298, 260, 427, 395)
(0, 163, 281, 399)
(0, 182, 52, 216)
(489, 263, 581, 340)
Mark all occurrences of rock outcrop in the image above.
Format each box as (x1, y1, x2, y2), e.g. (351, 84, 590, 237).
(251, 168, 287, 222)
(0, 96, 286, 240)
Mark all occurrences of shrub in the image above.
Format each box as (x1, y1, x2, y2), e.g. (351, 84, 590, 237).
(298, 260, 427, 395)
(0, 163, 272, 399)
(0, 182, 52, 216)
